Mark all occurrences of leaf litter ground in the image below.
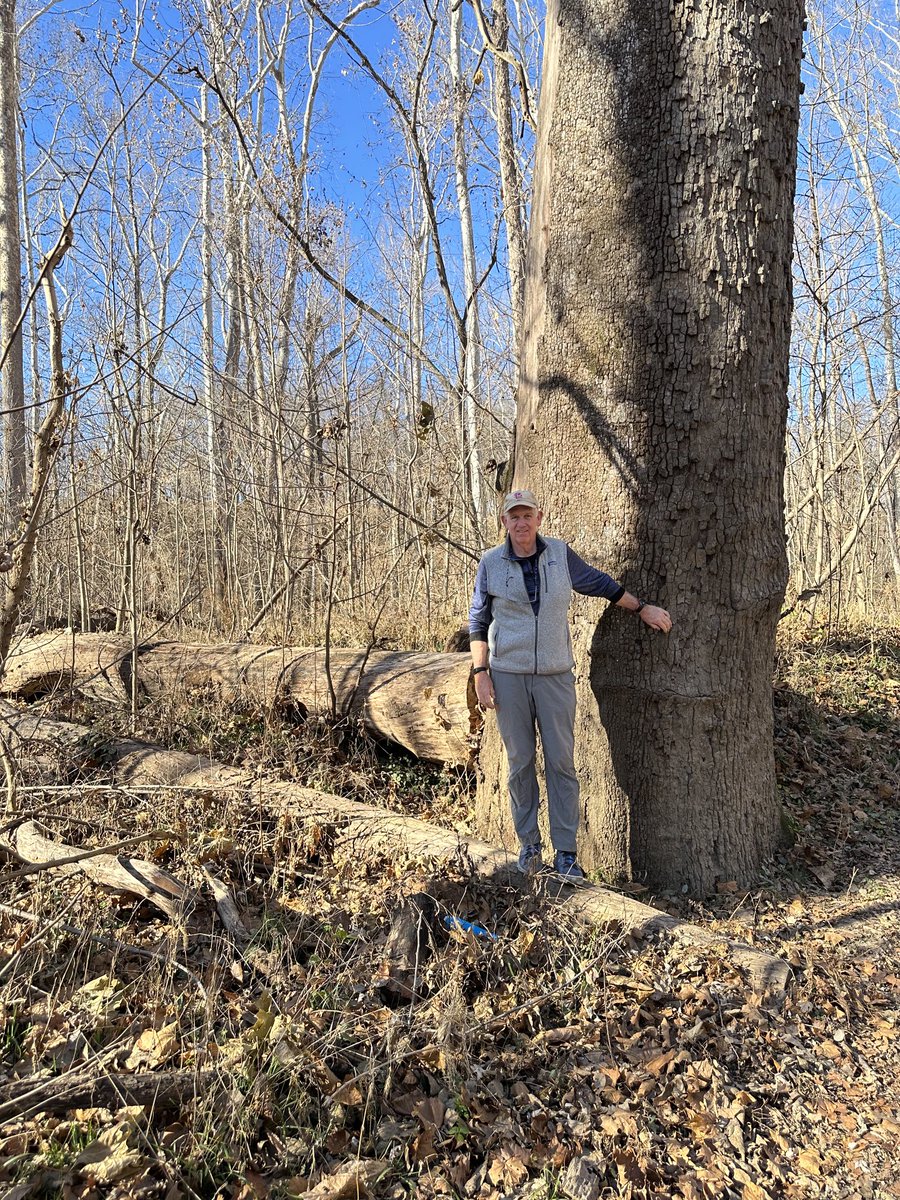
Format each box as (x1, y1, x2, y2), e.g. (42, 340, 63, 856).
(1, 629, 898, 1200)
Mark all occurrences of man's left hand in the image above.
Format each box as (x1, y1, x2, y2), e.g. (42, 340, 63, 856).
(640, 605, 672, 633)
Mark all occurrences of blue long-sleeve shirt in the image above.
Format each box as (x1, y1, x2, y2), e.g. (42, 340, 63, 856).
(468, 536, 624, 642)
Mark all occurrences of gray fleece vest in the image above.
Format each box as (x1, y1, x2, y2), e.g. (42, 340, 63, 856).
(483, 535, 574, 674)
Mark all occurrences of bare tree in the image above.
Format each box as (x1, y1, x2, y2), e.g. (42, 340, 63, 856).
(478, 0, 806, 892)
(0, 0, 26, 538)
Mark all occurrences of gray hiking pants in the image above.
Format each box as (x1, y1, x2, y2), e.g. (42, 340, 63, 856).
(491, 669, 579, 853)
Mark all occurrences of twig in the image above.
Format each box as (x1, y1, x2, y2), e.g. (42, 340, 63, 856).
(0, 725, 16, 814)
(0, 881, 89, 983)
(0, 1065, 216, 1122)
(465, 0, 537, 130)
(0, 1044, 125, 1123)
(11, 783, 238, 794)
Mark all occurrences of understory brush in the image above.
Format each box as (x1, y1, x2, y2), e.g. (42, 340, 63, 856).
(1, 625, 898, 1199)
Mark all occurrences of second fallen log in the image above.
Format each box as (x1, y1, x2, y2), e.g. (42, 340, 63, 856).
(12, 820, 189, 919)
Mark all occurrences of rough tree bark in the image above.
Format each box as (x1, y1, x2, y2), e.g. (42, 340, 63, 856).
(477, 0, 805, 892)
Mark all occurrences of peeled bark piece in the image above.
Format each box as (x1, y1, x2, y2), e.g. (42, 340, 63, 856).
(14, 820, 190, 919)
(1, 634, 479, 765)
(3, 707, 790, 993)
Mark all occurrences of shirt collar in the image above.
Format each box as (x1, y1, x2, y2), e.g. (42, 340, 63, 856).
(504, 533, 546, 562)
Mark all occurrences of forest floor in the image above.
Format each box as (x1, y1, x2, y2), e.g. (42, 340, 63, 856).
(0, 626, 898, 1200)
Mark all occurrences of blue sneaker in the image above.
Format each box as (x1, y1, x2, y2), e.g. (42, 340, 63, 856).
(554, 851, 585, 881)
(517, 843, 543, 874)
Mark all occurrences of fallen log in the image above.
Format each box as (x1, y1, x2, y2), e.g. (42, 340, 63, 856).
(0, 705, 791, 993)
(1, 633, 479, 765)
(13, 821, 190, 920)
(0, 1067, 213, 1121)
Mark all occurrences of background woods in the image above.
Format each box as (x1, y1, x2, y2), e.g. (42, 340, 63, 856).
(1, 0, 536, 648)
(0, 0, 897, 654)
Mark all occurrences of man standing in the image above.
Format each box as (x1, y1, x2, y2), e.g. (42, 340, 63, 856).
(469, 489, 672, 879)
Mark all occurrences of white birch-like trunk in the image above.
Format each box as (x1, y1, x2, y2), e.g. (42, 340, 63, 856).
(490, 0, 526, 358)
(449, 0, 483, 530)
(0, 0, 25, 537)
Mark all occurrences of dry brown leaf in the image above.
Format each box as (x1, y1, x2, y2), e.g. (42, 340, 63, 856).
(600, 1109, 638, 1138)
(125, 1021, 179, 1070)
(645, 1048, 677, 1076)
(75, 1125, 146, 1184)
(612, 1147, 645, 1188)
(411, 1127, 436, 1163)
(413, 1097, 446, 1130)
(810, 863, 836, 889)
(303, 1160, 390, 1200)
(738, 1180, 772, 1200)
(540, 1024, 581, 1045)
(232, 1173, 270, 1200)
(70, 975, 122, 1020)
(330, 1077, 364, 1106)
(685, 1111, 717, 1139)
(487, 1147, 529, 1190)
(796, 1149, 823, 1176)
(413, 1045, 446, 1070)
(725, 1117, 745, 1156)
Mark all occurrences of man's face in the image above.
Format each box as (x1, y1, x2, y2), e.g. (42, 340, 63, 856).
(502, 505, 543, 551)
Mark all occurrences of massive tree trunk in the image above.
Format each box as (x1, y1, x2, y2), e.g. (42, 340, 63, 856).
(477, 0, 805, 892)
(2, 633, 479, 764)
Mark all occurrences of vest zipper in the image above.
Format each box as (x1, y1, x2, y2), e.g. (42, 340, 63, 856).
(535, 557, 549, 672)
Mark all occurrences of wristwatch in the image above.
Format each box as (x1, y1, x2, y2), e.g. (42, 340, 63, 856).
(634, 600, 646, 614)
(472, 666, 490, 675)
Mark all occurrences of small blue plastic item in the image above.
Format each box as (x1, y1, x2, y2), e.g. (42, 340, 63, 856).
(443, 915, 498, 941)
